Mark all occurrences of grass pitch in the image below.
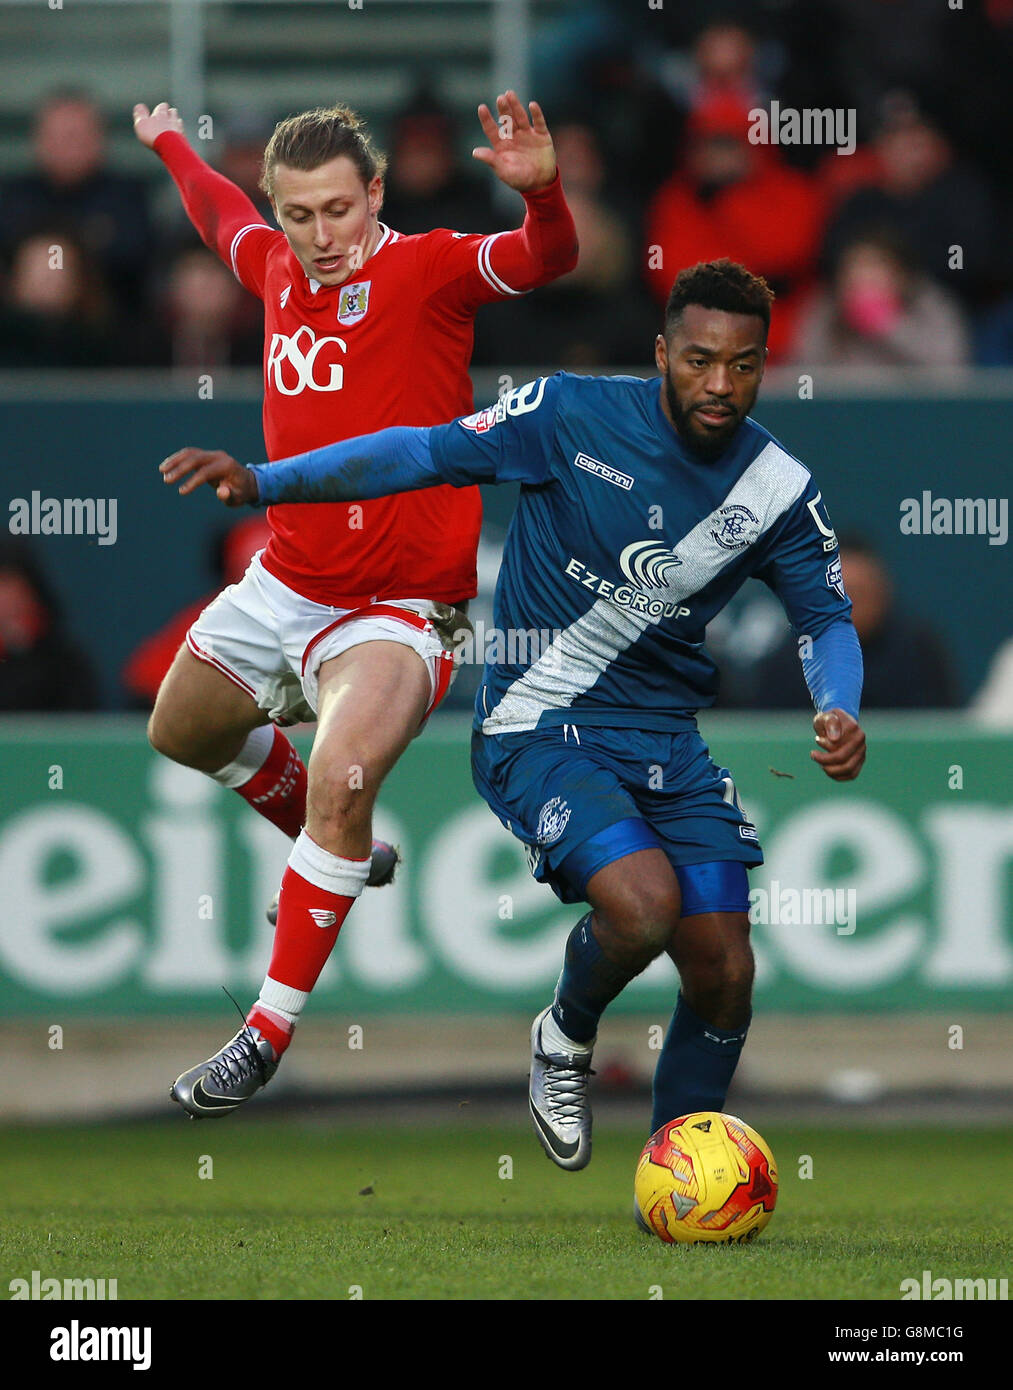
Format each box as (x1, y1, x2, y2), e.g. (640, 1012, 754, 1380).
(1, 1119, 1011, 1301)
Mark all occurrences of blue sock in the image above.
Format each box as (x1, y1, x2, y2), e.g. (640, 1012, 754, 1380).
(650, 992, 750, 1136)
(551, 913, 635, 1045)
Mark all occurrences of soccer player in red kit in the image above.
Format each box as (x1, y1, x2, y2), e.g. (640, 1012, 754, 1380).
(132, 94, 577, 1116)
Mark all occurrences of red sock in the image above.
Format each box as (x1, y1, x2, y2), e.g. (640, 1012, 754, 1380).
(266, 864, 357, 991)
(234, 726, 307, 839)
(246, 849, 368, 1057)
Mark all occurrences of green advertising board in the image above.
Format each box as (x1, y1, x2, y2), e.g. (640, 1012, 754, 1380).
(0, 714, 1009, 1016)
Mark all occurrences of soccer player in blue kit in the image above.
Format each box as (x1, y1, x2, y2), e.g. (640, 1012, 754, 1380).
(161, 259, 866, 1180)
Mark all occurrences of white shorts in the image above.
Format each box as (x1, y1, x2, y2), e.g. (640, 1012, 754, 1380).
(186, 552, 471, 726)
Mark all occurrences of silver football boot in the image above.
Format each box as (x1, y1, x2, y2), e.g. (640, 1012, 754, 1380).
(170, 1025, 278, 1118)
(528, 1006, 594, 1171)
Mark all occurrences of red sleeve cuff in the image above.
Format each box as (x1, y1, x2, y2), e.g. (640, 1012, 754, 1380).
(520, 169, 565, 208)
(152, 129, 198, 169)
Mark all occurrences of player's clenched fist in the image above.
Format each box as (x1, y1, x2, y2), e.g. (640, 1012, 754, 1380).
(133, 101, 185, 149)
(160, 448, 259, 506)
(811, 709, 866, 781)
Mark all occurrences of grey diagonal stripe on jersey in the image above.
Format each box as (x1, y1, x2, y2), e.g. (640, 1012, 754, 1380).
(481, 441, 811, 734)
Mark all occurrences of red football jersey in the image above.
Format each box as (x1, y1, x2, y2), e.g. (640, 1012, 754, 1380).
(237, 221, 512, 605)
(155, 134, 578, 607)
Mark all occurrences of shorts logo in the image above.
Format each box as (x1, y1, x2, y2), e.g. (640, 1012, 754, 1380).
(826, 556, 846, 599)
(710, 503, 760, 551)
(337, 281, 370, 326)
(536, 796, 571, 846)
(738, 823, 759, 842)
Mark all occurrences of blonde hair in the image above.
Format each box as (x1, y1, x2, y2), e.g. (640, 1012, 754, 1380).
(260, 104, 387, 202)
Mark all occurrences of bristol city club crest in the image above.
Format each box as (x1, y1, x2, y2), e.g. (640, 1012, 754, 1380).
(337, 281, 371, 326)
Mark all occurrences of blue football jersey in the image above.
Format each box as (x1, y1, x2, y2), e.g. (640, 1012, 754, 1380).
(427, 372, 852, 733)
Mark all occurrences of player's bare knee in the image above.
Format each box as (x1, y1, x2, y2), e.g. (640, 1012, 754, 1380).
(631, 878, 681, 945)
(637, 908, 681, 960)
(147, 709, 188, 764)
(147, 708, 238, 774)
(596, 883, 680, 964)
(306, 763, 375, 835)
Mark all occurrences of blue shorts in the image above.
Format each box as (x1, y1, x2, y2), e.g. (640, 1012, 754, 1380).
(471, 724, 762, 908)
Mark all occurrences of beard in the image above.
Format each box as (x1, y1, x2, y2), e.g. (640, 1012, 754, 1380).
(663, 374, 744, 461)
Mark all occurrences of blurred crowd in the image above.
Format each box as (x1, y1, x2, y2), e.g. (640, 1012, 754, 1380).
(2, 2, 1013, 370)
(1, 1, 1011, 715)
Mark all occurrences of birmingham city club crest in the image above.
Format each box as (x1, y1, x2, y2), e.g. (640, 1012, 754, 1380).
(711, 503, 760, 551)
(337, 281, 370, 326)
(536, 796, 571, 846)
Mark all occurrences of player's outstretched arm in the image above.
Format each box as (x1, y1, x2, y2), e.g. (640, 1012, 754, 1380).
(132, 100, 273, 293)
(159, 379, 559, 507)
(811, 709, 866, 781)
(159, 426, 448, 508)
(453, 91, 577, 300)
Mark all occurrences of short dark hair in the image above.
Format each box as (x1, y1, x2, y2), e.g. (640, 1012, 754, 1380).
(261, 104, 387, 202)
(664, 259, 774, 341)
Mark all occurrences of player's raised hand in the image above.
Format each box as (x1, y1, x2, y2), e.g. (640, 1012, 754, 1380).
(811, 709, 866, 781)
(472, 91, 557, 192)
(159, 448, 259, 506)
(132, 101, 185, 149)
